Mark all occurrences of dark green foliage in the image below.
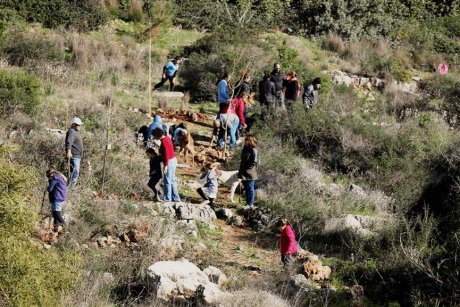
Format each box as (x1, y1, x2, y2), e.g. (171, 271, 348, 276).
(0, 69, 41, 117)
(0, 0, 108, 31)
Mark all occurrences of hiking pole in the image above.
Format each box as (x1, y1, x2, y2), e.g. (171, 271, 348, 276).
(40, 188, 47, 215)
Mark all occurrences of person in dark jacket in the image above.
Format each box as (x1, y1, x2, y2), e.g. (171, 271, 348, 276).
(270, 63, 286, 110)
(234, 71, 251, 98)
(238, 135, 258, 209)
(65, 117, 83, 191)
(277, 218, 298, 272)
(302, 77, 321, 110)
(146, 148, 163, 202)
(283, 71, 301, 102)
(258, 73, 276, 109)
(46, 168, 67, 232)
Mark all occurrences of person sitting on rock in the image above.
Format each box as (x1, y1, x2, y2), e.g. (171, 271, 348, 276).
(196, 162, 218, 207)
(146, 147, 163, 202)
(46, 167, 67, 232)
(277, 218, 298, 273)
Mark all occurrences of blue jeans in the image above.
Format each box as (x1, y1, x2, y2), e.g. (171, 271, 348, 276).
(164, 157, 180, 202)
(243, 180, 255, 207)
(70, 157, 81, 188)
(51, 201, 64, 211)
(229, 117, 240, 150)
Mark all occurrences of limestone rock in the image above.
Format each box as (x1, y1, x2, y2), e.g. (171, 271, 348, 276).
(174, 202, 217, 224)
(203, 266, 227, 286)
(324, 214, 362, 234)
(153, 91, 185, 99)
(289, 274, 315, 291)
(158, 235, 185, 252)
(303, 260, 331, 281)
(216, 208, 233, 220)
(146, 259, 230, 304)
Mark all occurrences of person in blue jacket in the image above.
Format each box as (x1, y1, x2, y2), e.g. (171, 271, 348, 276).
(217, 72, 232, 114)
(146, 114, 163, 141)
(154, 56, 182, 91)
(46, 167, 67, 231)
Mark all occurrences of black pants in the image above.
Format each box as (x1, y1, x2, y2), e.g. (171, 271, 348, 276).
(197, 188, 214, 205)
(154, 75, 175, 91)
(52, 211, 65, 227)
(148, 176, 162, 198)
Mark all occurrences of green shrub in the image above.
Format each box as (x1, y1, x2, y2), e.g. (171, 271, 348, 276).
(0, 69, 41, 117)
(0, 0, 107, 31)
(0, 143, 81, 307)
(3, 31, 66, 66)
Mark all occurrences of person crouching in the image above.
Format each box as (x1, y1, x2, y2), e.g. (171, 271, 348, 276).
(196, 162, 218, 207)
(146, 148, 163, 202)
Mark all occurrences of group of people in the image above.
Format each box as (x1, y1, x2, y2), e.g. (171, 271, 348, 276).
(44, 59, 311, 271)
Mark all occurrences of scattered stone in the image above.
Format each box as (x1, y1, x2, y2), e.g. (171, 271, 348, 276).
(81, 244, 89, 249)
(289, 274, 315, 291)
(228, 215, 243, 226)
(175, 202, 217, 224)
(203, 266, 227, 286)
(303, 260, 332, 281)
(192, 242, 208, 253)
(324, 214, 362, 234)
(146, 259, 230, 304)
(102, 272, 114, 282)
(216, 208, 233, 220)
(177, 220, 199, 237)
(43, 243, 52, 249)
(349, 184, 367, 197)
(158, 235, 185, 252)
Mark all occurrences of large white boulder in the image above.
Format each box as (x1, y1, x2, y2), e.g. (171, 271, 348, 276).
(146, 259, 230, 304)
(324, 214, 362, 234)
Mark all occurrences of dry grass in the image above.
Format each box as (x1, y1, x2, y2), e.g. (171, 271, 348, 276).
(342, 39, 373, 64)
(222, 289, 290, 307)
(322, 33, 344, 54)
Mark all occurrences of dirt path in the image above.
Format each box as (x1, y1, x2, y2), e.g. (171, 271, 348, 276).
(168, 108, 283, 280)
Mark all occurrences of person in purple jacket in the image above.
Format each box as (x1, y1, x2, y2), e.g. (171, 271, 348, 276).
(46, 167, 67, 232)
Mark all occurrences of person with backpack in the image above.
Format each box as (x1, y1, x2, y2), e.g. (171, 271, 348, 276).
(302, 77, 321, 110)
(146, 148, 163, 202)
(46, 168, 67, 232)
(270, 63, 286, 110)
(153, 56, 182, 91)
(277, 218, 298, 272)
(146, 114, 163, 141)
(238, 135, 258, 209)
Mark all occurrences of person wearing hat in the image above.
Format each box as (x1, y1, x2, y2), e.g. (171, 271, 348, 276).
(65, 117, 84, 191)
(302, 77, 321, 110)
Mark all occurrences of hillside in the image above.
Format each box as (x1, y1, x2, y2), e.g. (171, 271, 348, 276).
(1, 1, 460, 306)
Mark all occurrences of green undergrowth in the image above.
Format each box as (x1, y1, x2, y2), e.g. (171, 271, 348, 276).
(0, 143, 81, 307)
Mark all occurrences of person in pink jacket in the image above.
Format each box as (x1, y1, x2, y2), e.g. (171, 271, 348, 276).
(277, 218, 298, 271)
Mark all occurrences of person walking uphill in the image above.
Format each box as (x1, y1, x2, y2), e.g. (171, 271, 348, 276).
(277, 218, 298, 273)
(217, 73, 232, 114)
(154, 56, 182, 91)
(65, 117, 83, 191)
(46, 168, 67, 232)
(153, 127, 180, 202)
(270, 63, 286, 110)
(302, 77, 321, 110)
(238, 135, 258, 209)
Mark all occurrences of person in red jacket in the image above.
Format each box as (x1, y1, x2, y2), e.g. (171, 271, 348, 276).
(277, 218, 298, 271)
(153, 127, 180, 202)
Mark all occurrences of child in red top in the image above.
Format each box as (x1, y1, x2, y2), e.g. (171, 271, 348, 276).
(277, 218, 298, 271)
